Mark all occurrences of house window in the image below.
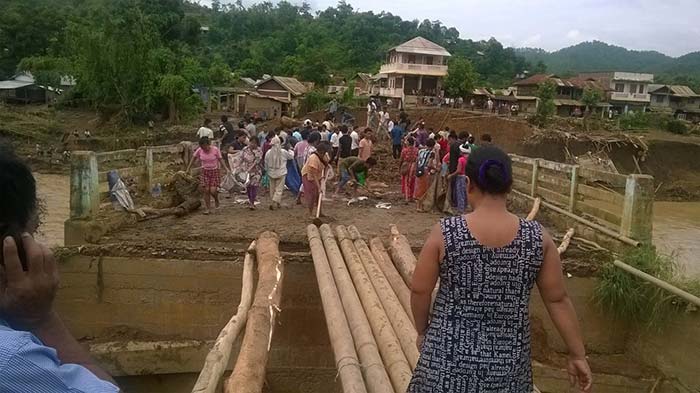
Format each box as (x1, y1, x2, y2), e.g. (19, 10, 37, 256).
(396, 77, 404, 88)
(629, 84, 636, 93)
(615, 83, 624, 92)
(425, 56, 434, 65)
(655, 95, 665, 103)
(407, 55, 416, 64)
(638, 85, 645, 94)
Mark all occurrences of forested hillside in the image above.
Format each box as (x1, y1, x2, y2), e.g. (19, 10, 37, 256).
(517, 41, 700, 90)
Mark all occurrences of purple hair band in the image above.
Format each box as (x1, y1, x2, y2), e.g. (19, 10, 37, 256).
(478, 159, 509, 186)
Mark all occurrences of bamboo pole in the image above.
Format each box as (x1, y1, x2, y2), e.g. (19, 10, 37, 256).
(613, 259, 700, 307)
(526, 197, 541, 221)
(388, 225, 417, 287)
(557, 228, 575, 255)
(192, 242, 256, 393)
(318, 225, 394, 393)
(369, 238, 412, 316)
(307, 225, 368, 393)
(335, 226, 413, 393)
(348, 226, 419, 368)
(224, 232, 284, 393)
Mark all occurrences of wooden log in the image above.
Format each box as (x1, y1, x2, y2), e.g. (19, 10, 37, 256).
(335, 226, 413, 393)
(307, 226, 368, 393)
(557, 228, 575, 255)
(388, 225, 417, 288)
(224, 232, 284, 393)
(526, 197, 541, 221)
(318, 225, 394, 393)
(192, 242, 256, 393)
(348, 226, 419, 368)
(369, 238, 412, 316)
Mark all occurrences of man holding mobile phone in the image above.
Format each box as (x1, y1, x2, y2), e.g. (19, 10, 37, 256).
(0, 147, 119, 392)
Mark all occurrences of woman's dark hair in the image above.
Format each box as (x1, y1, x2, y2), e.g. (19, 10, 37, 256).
(465, 146, 513, 195)
(458, 132, 469, 142)
(248, 136, 259, 146)
(315, 141, 332, 157)
(308, 131, 322, 144)
(301, 129, 311, 141)
(199, 136, 211, 147)
(221, 115, 228, 122)
(426, 139, 436, 148)
(0, 146, 37, 236)
(406, 136, 415, 146)
(266, 130, 275, 141)
(448, 142, 461, 173)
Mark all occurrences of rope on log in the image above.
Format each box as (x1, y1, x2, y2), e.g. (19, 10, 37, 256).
(526, 197, 541, 221)
(389, 225, 417, 287)
(224, 232, 284, 393)
(348, 226, 419, 369)
(307, 225, 367, 393)
(318, 225, 394, 393)
(192, 241, 256, 393)
(557, 228, 575, 255)
(369, 237, 412, 316)
(335, 226, 413, 393)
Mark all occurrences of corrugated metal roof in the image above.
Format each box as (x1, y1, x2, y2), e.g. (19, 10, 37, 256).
(0, 80, 35, 90)
(649, 84, 700, 97)
(258, 76, 308, 96)
(390, 37, 451, 57)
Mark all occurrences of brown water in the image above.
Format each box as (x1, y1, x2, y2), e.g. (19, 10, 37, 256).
(34, 173, 70, 247)
(654, 202, 700, 277)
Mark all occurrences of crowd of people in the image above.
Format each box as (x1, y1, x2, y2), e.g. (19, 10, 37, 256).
(186, 115, 378, 218)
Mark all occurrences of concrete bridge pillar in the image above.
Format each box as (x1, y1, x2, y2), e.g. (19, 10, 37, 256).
(69, 151, 99, 219)
(620, 174, 654, 243)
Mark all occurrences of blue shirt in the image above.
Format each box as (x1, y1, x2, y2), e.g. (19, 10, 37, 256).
(0, 319, 119, 393)
(391, 126, 405, 146)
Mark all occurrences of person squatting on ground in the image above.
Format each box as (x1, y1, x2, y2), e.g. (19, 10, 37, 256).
(408, 146, 592, 393)
(186, 137, 231, 215)
(415, 139, 440, 212)
(0, 147, 120, 392)
(265, 136, 295, 210)
(334, 156, 376, 198)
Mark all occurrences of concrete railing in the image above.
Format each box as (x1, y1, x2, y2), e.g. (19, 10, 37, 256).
(68, 142, 194, 220)
(510, 154, 653, 244)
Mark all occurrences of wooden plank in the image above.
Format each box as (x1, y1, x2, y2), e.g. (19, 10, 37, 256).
(512, 166, 532, 180)
(536, 185, 570, 207)
(512, 178, 530, 194)
(510, 154, 535, 165)
(537, 172, 571, 195)
(578, 167, 627, 188)
(578, 183, 625, 206)
(538, 159, 574, 173)
(569, 166, 579, 212)
(98, 166, 143, 183)
(530, 159, 540, 197)
(96, 149, 139, 164)
(511, 160, 533, 170)
(577, 199, 622, 227)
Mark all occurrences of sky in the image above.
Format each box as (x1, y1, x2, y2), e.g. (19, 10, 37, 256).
(197, 0, 700, 57)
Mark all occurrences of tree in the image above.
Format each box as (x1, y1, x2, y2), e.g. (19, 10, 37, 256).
(533, 60, 547, 74)
(444, 57, 477, 98)
(533, 80, 556, 126)
(581, 87, 602, 113)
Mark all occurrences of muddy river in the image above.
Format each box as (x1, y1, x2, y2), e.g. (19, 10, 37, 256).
(33, 174, 700, 276)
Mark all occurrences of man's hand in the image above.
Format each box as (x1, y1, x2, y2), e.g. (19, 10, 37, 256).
(567, 356, 593, 392)
(0, 235, 59, 331)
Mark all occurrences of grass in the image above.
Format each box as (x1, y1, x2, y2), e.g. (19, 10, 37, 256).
(595, 245, 699, 329)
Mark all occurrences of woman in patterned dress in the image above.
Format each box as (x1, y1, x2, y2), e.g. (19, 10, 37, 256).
(240, 137, 263, 210)
(186, 137, 230, 215)
(409, 146, 592, 393)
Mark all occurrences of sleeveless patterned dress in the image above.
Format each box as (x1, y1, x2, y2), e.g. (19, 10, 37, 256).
(408, 216, 544, 393)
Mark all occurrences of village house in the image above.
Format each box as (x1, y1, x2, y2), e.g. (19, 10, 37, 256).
(648, 84, 700, 122)
(512, 74, 609, 117)
(254, 76, 309, 117)
(350, 73, 374, 96)
(375, 37, 451, 108)
(578, 71, 653, 113)
(0, 72, 75, 104)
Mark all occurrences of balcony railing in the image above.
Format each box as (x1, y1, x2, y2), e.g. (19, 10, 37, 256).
(378, 87, 403, 98)
(610, 92, 650, 102)
(379, 63, 448, 75)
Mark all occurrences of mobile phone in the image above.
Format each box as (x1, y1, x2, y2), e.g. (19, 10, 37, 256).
(0, 226, 29, 271)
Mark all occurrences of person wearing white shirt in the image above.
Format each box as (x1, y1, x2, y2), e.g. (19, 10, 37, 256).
(350, 128, 360, 156)
(330, 129, 340, 163)
(197, 119, 214, 140)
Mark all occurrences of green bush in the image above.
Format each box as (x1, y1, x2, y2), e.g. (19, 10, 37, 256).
(666, 119, 689, 135)
(299, 90, 331, 115)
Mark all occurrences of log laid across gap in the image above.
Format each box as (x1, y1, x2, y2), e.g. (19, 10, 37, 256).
(369, 237, 412, 317)
(348, 226, 419, 369)
(388, 225, 417, 288)
(225, 232, 284, 393)
(318, 225, 394, 393)
(336, 225, 413, 393)
(307, 225, 368, 393)
(192, 241, 256, 393)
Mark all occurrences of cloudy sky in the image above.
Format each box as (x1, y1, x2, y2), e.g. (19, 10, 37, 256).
(197, 0, 700, 56)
